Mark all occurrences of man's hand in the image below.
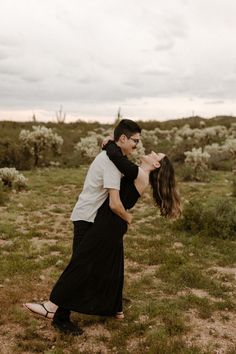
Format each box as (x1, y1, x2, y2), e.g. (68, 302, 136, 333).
(109, 189, 131, 224)
(126, 213, 132, 225)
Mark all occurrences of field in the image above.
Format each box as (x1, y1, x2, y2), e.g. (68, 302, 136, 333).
(0, 166, 236, 354)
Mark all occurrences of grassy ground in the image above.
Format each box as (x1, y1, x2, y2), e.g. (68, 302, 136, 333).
(0, 168, 235, 354)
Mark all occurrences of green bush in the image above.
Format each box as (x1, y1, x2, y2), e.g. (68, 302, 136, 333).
(174, 198, 236, 239)
(0, 181, 9, 205)
(178, 164, 209, 182)
(232, 177, 236, 197)
(0, 139, 33, 170)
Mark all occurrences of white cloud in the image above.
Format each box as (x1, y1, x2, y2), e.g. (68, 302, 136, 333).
(0, 0, 236, 121)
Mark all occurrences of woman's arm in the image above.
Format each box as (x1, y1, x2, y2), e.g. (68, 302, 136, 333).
(103, 140, 139, 180)
(134, 167, 149, 196)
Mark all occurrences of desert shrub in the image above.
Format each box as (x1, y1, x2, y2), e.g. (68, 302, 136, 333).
(232, 177, 236, 197)
(0, 139, 33, 170)
(174, 198, 236, 239)
(0, 168, 28, 190)
(75, 132, 102, 161)
(222, 138, 236, 172)
(183, 148, 210, 181)
(203, 143, 234, 171)
(178, 164, 209, 182)
(19, 126, 63, 167)
(141, 129, 159, 152)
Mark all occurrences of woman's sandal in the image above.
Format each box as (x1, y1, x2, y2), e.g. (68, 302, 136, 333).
(23, 303, 55, 320)
(115, 311, 125, 320)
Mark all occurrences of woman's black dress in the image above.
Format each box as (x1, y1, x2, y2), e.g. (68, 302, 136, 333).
(50, 177, 140, 316)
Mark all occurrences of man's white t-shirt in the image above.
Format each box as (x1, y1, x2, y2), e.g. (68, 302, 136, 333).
(70, 151, 122, 223)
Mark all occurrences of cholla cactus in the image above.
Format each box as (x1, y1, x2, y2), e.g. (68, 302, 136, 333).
(175, 124, 228, 144)
(0, 167, 28, 189)
(141, 129, 158, 151)
(222, 138, 236, 171)
(204, 143, 221, 156)
(75, 132, 102, 160)
(222, 138, 236, 156)
(200, 120, 206, 128)
(184, 148, 210, 180)
(19, 126, 63, 166)
(14, 174, 28, 189)
(229, 123, 236, 138)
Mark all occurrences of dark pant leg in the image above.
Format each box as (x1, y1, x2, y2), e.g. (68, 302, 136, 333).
(53, 220, 93, 320)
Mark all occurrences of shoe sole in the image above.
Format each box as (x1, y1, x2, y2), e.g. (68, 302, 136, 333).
(22, 304, 54, 320)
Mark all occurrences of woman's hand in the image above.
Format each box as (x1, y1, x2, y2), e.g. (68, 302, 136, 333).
(101, 135, 114, 148)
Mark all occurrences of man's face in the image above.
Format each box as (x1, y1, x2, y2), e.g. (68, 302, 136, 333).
(120, 132, 141, 156)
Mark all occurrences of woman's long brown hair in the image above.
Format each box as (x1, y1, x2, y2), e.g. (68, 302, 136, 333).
(149, 156, 181, 218)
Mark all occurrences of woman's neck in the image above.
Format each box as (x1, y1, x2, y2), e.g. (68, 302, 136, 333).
(139, 162, 152, 173)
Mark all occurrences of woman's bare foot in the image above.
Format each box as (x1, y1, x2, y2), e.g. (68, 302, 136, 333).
(23, 301, 58, 320)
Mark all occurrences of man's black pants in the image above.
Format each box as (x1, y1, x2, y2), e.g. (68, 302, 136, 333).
(54, 220, 93, 322)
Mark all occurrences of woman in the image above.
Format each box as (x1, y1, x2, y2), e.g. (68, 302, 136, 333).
(24, 149, 180, 335)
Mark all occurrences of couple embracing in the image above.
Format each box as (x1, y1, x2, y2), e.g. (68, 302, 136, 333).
(24, 119, 180, 335)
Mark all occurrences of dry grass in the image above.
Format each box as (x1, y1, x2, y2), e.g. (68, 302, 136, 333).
(0, 168, 236, 354)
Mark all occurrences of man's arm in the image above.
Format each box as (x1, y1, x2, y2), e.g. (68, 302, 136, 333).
(109, 189, 132, 224)
(103, 141, 139, 180)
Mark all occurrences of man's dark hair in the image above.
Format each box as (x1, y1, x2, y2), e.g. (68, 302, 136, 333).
(114, 119, 141, 142)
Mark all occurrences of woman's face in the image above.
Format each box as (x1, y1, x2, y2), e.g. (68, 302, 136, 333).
(141, 151, 165, 169)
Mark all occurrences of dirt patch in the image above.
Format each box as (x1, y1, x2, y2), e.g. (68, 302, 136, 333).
(211, 267, 236, 281)
(30, 237, 58, 249)
(0, 324, 23, 354)
(184, 309, 236, 353)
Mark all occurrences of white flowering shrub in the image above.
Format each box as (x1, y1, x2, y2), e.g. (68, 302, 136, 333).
(175, 124, 229, 145)
(184, 148, 210, 181)
(185, 148, 210, 170)
(141, 129, 159, 152)
(0, 167, 28, 189)
(75, 132, 103, 160)
(200, 120, 206, 128)
(222, 138, 236, 171)
(203, 143, 231, 170)
(204, 143, 221, 156)
(19, 126, 63, 167)
(222, 138, 236, 156)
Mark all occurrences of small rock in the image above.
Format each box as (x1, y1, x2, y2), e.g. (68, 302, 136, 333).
(39, 275, 45, 281)
(56, 260, 63, 266)
(209, 328, 217, 335)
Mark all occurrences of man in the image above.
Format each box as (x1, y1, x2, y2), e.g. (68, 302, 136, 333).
(24, 119, 141, 335)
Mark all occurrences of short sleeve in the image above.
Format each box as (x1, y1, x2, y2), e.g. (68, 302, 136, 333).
(103, 160, 121, 190)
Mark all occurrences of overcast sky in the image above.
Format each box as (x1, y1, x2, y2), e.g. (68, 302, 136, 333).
(0, 0, 236, 123)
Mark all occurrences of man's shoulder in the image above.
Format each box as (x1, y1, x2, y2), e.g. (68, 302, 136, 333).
(93, 150, 110, 164)
(92, 151, 120, 170)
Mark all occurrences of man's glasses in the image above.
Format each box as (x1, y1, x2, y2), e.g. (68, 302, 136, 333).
(129, 137, 140, 145)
